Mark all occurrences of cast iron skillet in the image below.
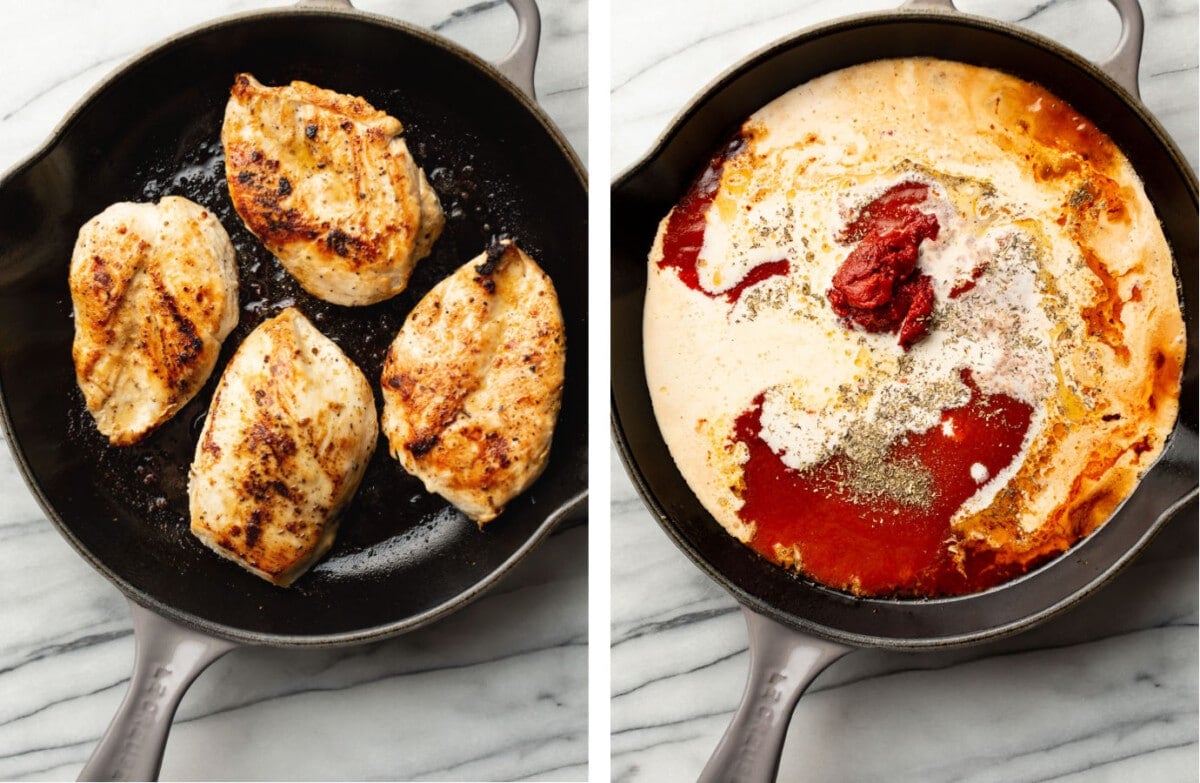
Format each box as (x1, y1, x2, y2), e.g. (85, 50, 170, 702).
(0, 0, 586, 779)
(611, 0, 1196, 779)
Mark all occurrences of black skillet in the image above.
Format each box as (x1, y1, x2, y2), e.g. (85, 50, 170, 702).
(611, 0, 1197, 779)
(0, 0, 587, 779)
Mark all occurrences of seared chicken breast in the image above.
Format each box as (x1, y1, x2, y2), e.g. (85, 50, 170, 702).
(380, 240, 565, 524)
(189, 307, 377, 586)
(69, 197, 238, 445)
(222, 73, 444, 306)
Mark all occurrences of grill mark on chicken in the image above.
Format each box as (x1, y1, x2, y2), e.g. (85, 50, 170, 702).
(244, 509, 265, 549)
(240, 474, 295, 503)
(484, 432, 512, 470)
(247, 419, 298, 460)
(149, 274, 204, 388)
(407, 434, 440, 456)
(383, 372, 415, 396)
(92, 265, 112, 289)
(325, 228, 360, 258)
(391, 367, 482, 461)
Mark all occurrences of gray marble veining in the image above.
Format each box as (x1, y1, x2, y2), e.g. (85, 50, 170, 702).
(611, 1, 1198, 781)
(0, 1, 587, 780)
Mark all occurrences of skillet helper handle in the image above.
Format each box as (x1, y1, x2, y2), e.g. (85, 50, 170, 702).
(78, 601, 236, 782)
(899, 0, 1144, 97)
(1097, 0, 1144, 98)
(698, 607, 850, 783)
(294, 0, 542, 102)
(493, 0, 542, 102)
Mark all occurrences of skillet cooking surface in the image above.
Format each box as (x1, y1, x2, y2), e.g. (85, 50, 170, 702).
(0, 13, 587, 642)
(611, 13, 1196, 646)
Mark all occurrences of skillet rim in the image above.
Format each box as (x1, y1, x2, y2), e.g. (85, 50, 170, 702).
(0, 4, 589, 648)
(610, 6, 1198, 649)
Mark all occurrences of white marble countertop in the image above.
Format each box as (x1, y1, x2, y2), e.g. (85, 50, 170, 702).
(0, 2, 587, 781)
(611, 1, 1198, 781)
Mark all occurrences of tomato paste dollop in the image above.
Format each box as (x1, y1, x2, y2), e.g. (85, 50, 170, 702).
(658, 135, 790, 303)
(827, 182, 940, 349)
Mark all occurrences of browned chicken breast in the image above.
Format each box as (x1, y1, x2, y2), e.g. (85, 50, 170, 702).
(222, 73, 444, 306)
(69, 196, 238, 446)
(189, 307, 377, 586)
(380, 240, 565, 525)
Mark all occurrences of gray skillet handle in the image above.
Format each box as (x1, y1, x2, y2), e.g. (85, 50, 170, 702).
(295, 0, 542, 102)
(1097, 0, 1144, 98)
(698, 607, 850, 783)
(494, 0, 542, 102)
(78, 601, 236, 782)
(901, 0, 1144, 98)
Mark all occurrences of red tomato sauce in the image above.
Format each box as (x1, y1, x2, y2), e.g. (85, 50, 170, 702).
(734, 371, 1038, 597)
(658, 135, 790, 303)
